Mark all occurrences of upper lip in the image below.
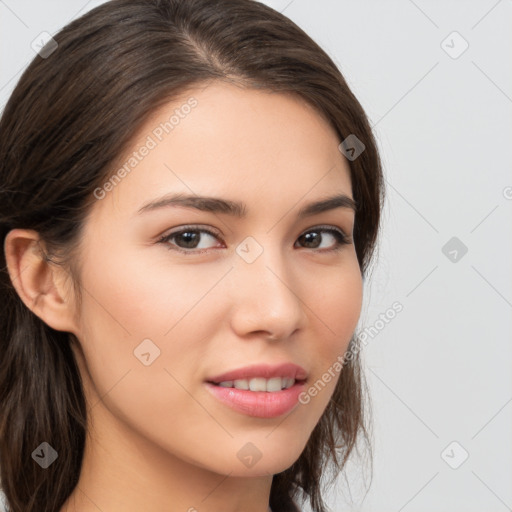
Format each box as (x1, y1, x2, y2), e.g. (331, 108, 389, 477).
(207, 363, 308, 384)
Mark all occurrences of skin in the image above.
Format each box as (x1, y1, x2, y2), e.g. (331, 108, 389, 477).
(5, 81, 362, 512)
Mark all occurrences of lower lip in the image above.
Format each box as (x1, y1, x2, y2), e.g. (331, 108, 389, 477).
(204, 381, 306, 418)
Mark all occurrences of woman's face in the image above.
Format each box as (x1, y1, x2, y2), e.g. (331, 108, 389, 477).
(71, 81, 362, 477)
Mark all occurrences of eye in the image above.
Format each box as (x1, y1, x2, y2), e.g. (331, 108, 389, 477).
(295, 226, 351, 252)
(157, 224, 352, 255)
(158, 226, 222, 254)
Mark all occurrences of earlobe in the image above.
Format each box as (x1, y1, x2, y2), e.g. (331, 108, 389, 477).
(4, 229, 79, 334)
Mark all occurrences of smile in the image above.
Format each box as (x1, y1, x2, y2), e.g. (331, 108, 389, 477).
(215, 377, 296, 392)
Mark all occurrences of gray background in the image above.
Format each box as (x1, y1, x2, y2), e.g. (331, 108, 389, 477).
(1, 1, 511, 511)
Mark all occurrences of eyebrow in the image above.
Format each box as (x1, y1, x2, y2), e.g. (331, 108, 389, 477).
(137, 192, 357, 218)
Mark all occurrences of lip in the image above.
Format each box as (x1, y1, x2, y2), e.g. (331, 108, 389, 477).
(204, 380, 307, 418)
(206, 363, 308, 384)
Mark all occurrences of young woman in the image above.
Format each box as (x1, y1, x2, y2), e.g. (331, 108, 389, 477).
(0, 1, 384, 511)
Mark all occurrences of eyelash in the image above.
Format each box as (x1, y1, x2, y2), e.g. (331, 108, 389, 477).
(157, 224, 352, 255)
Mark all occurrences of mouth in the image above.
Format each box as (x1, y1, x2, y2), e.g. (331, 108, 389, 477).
(204, 379, 307, 418)
(204, 363, 309, 418)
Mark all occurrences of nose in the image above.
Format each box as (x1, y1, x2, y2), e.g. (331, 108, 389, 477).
(228, 243, 307, 341)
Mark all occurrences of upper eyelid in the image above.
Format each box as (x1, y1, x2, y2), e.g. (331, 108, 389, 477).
(162, 223, 349, 237)
(162, 225, 220, 239)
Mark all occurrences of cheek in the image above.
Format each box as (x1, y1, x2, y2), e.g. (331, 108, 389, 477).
(78, 240, 227, 340)
(310, 261, 363, 353)
(74, 242, 234, 398)
(73, 252, 237, 463)
(300, 262, 362, 408)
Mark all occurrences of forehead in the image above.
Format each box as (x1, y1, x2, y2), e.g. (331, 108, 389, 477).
(92, 81, 353, 220)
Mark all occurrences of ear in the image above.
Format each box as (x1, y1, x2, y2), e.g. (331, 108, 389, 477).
(4, 229, 79, 334)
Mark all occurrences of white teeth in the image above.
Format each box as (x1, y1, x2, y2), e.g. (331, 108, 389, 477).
(249, 377, 268, 392)
(234, 379, 249, 390)
(216, 377, 296, 392)
(283, 377, 295, 389)
(265, 377, 282, 392)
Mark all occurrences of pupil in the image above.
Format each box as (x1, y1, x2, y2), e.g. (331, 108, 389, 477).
(302, 232, 320, 248)
(180, 231, 199, 248)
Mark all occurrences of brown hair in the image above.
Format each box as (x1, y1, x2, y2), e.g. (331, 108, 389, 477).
(0, 1, 384, 511)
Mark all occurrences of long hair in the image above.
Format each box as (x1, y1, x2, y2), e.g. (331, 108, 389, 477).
(0, 1, 384, 511)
